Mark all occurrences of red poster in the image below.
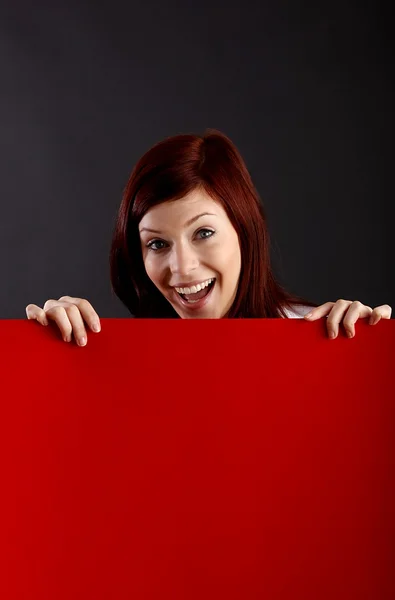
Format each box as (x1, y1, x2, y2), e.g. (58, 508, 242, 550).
(1, 318, 394, 599)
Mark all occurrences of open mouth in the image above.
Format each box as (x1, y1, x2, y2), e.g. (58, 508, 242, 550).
(175, 278, 216, 308)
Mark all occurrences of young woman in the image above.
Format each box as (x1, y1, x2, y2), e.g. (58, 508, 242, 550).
(26, 129, 391, 346)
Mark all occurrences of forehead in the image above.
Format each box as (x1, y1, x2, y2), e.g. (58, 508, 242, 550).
(139, 189, 225, 228)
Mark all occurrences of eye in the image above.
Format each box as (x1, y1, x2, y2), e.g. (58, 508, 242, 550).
(146, 228, 215, 252)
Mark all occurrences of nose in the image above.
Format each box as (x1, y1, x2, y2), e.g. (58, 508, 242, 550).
(169, 242, 199, 276)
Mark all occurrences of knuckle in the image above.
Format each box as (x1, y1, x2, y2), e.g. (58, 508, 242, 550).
(77, 298, 91, 311)
(25, 304, 37, 317)
(352, 300, 363, 308)
(65, 304, 81, 317)
(45, 305, 64, 316)
(43, 299, 58, 311)
(58, 295, 73, 302)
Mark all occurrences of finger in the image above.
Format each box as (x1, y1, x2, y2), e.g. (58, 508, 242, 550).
(340, 301, 373, 338)
(47, 304, 88, 346)
(25, 304, 49, 327)
(64, 304, 90, 346)
(43, 298, 68, 311)
(369, 304, 393, 325)
(326, 299, 354, 339)
(58, 296, 101, 333)
(304, 302, 336, 320)
(44, 305, 75, 343)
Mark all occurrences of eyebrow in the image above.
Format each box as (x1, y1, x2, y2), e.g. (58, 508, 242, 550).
(139, 212, 217, 235)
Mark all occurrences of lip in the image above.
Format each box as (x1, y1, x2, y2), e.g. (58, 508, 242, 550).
(172, 279, 216, 311)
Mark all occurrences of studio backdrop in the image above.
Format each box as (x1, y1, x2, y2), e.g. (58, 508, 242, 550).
(0, 1, 393, 318)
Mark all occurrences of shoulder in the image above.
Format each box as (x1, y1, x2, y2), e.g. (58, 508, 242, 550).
(280, 304, 312, 319)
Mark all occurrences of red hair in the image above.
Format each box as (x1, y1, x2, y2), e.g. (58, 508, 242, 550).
(110, 129, 319, 318)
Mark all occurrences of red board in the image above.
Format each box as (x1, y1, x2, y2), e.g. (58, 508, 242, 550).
(0, 318, 394, 599)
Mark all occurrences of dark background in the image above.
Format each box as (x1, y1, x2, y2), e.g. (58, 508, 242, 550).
(1, 0, 393, 319)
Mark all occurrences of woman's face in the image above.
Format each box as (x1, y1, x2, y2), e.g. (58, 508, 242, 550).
(139, 188, 242, 318)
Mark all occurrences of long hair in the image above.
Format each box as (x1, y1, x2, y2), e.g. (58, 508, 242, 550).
(110, 129, 319, 318)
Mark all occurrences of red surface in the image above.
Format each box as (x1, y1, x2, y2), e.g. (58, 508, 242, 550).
(0, 317, 394, 599)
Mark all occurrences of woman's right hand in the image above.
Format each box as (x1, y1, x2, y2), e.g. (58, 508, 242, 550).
(25, 296, 101, 347)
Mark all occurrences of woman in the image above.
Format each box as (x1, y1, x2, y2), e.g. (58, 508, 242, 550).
(26, 129, 391, 346)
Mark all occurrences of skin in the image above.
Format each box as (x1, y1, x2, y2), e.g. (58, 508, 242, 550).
(138, 189, 242, 320)
(25, 191, 392, 345)
(303, 300, 392, 338)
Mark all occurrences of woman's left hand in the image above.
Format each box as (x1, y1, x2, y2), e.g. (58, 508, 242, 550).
(304, 300, 392, 339)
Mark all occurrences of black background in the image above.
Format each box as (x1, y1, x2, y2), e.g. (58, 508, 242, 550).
(1, 0, 393, 319)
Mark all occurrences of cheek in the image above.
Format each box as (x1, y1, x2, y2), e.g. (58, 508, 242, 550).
(143, 257, 162, 287)
(221, 238, 241, 278)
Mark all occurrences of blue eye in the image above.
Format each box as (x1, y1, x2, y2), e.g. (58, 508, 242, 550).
(146, 228, 215, 252)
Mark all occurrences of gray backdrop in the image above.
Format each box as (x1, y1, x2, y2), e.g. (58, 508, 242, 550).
(1, 0, 393, 319)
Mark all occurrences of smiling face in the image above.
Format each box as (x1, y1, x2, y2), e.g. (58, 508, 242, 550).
(138, 188, 242, 318)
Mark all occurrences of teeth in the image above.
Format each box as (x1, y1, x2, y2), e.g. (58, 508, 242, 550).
(175, 277, 214, 295)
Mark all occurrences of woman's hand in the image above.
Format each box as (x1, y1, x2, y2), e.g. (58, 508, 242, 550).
(304, 300, 392, 339)
(25, 296, 101, 346)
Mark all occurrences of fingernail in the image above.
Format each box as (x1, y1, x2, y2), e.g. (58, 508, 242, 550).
(78, 337, 86, 346)
(330, 331, 336, 338)
(305, 313, 313, 319)
(43, 319, 49, 326)
(92, 322, 101, 332)
(63, 335, 71, 343)
(347, 331, 354, 338)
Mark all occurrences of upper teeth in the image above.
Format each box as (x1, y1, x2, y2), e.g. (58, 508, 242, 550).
(175, 278, 215, 295)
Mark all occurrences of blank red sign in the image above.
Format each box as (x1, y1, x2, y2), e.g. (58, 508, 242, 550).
(0, 318, 394, 599)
